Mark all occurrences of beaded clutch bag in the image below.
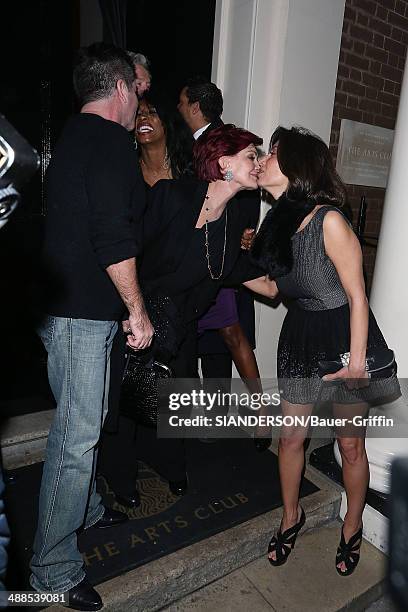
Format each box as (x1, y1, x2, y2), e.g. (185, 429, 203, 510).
(318, 348, 395, 379)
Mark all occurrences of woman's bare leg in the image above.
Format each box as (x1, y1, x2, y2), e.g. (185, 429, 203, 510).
(334, 403, 369, 572)
(269, 399, 313, 561)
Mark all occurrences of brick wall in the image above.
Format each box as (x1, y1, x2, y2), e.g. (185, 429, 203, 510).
(330, 0, 408, 293)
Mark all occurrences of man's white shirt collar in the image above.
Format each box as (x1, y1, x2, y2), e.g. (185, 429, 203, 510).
(193, 123, 211, 140)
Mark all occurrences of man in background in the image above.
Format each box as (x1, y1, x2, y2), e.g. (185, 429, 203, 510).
(177, 76, 223, 138)
(127, 51, 151, 97)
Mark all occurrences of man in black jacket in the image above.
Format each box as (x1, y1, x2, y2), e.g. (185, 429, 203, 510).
(30, 43, 153, 610)
(177, 76, 224, 140)
(178, 77, 260, 389)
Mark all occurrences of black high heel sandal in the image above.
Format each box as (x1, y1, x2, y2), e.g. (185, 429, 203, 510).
(268, 506, 306, 566)
(336, 526, 363, 576)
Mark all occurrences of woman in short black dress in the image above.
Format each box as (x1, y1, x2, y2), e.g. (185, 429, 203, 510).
(251, 126, 399, 576)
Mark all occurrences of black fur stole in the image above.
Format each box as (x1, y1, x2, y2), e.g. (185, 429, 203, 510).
(250, 195, 315, 278)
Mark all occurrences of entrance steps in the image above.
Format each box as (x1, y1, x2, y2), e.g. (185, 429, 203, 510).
(161, 521, 388, 612)
(1, 411, 387, 612)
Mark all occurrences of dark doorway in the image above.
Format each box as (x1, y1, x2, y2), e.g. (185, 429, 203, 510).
(126, 0, 217, 104)
(0, 0, 78, 414)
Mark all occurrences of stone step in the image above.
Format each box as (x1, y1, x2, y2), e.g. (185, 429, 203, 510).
(161, 521, 387, 612)
(4, 412, 383, 611)
(1, 409, 54, 469)
(46, 463, 341, 612)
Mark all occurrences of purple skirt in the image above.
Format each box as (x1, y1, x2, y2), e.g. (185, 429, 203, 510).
(198, 288, 239, 334)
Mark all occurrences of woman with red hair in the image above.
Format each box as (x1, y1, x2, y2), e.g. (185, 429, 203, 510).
(101, 124, 277, 498)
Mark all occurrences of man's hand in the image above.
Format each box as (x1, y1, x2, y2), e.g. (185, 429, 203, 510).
(126, 310, 154, 350)
(106, 258, 154, 349)
(241, 228, 255, 250)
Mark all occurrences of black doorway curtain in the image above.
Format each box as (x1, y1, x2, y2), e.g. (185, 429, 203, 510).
(99, 0, 128, 48)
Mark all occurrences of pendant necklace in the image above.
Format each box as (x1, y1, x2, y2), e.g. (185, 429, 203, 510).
(204, 189, 228, 280)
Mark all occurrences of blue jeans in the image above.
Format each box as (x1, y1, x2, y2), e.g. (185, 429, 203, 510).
(30, 316, 118, 593)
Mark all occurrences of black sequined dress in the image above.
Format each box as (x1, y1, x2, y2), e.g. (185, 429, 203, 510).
(276, 206, 400, 405)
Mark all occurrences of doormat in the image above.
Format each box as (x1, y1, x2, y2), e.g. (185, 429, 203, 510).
(5, 438, 319, 590)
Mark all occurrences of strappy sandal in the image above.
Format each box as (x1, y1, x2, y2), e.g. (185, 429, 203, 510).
(268, 506, 306, 566)
(336, 526, 363, 576)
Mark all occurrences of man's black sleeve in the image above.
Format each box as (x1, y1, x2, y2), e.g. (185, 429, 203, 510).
(86, 128, 140, 269)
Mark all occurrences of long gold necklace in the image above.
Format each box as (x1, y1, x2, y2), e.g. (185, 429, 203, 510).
(204, 191, 228, 280)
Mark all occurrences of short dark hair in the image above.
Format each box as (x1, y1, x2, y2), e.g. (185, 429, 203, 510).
(73, 42, 135, 106)
(184, 76, 223, 123)
(270, 126, 347, 207)
(193, 124, 262, 181)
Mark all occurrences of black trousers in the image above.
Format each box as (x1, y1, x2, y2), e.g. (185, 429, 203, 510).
(200, 352, 232, 417)
(201, 352, 232, 380)
(98, 415, 188, 495)
(97, 323, 198, 495)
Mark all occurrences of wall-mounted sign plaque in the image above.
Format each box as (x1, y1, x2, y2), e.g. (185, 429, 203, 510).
(336, 119, 394, 188)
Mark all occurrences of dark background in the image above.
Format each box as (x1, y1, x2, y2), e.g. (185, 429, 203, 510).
(127, 0, 216, 104)
(0, 0, 216, 412)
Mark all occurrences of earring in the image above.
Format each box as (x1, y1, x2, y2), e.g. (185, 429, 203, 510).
(163, 148, 170, 170)
(224, 169, 234, 182)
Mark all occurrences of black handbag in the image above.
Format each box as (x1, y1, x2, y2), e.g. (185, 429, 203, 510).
(318, 347, 395, 379)
(119, 292, 184, 427)
(120, 351, 173, 427)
